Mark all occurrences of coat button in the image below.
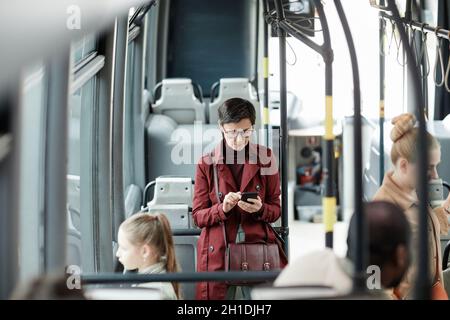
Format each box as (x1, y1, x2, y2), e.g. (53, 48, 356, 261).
(209, 245, 214, 252)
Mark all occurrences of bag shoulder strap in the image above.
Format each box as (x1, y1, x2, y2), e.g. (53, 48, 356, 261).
(210, 153, 220, 203)
(209, 153, 229, 246)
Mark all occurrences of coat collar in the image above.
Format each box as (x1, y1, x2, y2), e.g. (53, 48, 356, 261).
(211, 140, 260, 165)
(139, 262, 166, 275)
(211, 140, 261, 192)
(382, 171, 418, 211)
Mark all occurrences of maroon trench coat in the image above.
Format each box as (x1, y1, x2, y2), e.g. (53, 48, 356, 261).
(192, 141, 287, 300)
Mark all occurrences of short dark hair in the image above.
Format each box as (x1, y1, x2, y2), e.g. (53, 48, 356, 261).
(218, 98, 256, 126)
(347, 201, 411, 268)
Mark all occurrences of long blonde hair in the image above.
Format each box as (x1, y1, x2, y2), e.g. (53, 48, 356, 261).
(120, 212, 181, 299)
(390, 113, 440, 164)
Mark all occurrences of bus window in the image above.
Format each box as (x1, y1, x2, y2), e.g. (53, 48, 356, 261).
(18, 64, 47, 283)
(67, 78, 96, 269)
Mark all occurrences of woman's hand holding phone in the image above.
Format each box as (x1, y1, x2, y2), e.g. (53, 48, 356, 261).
(238, 195, 263, 214)
(222, 192, 241, 213)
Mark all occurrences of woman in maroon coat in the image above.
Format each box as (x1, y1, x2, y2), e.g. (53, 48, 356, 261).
(192, 98, 287, 300)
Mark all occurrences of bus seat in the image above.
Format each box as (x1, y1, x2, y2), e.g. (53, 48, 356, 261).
(124, 184, 142, 218)
(142, 88, 153, 117)
(146, 176, 194, 229)
(274, 249, 353, 296)
(85, 287, 162, 300)
(152, 78, 205, 124)
(143, 177, 200, 299)
(208, 78, 260, 129)
(148, 176, 193, 205)
(174, 235, 199, 300)
(251, 285, 340, 300)
(145, 114, 221, 183)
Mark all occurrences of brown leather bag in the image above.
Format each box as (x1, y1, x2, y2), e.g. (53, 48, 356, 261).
(211, 156, 284, 285)
(220, 210, 283, 285)
(225, 242, 281, 272)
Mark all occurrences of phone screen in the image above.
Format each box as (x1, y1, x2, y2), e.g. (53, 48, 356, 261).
(241, 192, 258, 203)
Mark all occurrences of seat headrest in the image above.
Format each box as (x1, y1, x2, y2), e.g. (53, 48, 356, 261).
(153, 78, 205, 124)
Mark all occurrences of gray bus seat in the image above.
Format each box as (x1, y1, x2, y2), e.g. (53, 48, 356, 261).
(251, 285, 339, 300)
(145, 114, 221, 183)
(174, 235, 199, 300)
(85, 287, 162, 300)
(146, 176, 195, 229)
(152, 78, 205, 124)
(209, 78, 260, 128)
(142, 88, 153, 118)
(144, 177, 200, 299)
(124, 184, 142, 218)
(252, 249, 352, 300)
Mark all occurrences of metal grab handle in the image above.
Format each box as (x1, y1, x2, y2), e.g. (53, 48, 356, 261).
(152, 82, 163, 103)
(142, 180, 156, 208)
(192, 82, 204, 103)
(209, 81, 220, 103)
(443, 181, 450, 192)
(433, 28, 445, 87)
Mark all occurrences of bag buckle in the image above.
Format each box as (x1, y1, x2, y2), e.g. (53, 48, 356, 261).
(241, 262, 249, 271)
(263, 262, 271, 271)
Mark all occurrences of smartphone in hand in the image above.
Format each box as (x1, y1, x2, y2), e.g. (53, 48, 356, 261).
(241, 192, 258, 203)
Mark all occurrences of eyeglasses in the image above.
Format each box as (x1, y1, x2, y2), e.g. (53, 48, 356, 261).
(223, 127, 254, 139)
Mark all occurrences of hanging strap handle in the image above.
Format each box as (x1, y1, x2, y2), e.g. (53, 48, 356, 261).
(433, 27, 445, 87)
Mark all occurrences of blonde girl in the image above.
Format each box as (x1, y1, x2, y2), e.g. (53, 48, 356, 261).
(116, 212, 181, 299)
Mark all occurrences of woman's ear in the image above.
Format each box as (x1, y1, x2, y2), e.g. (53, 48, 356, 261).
(398, 158, 409, 174)
(141, 244, 151, 259)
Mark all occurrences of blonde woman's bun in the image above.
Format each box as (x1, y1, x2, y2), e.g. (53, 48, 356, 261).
(390, 113, 416, 142)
